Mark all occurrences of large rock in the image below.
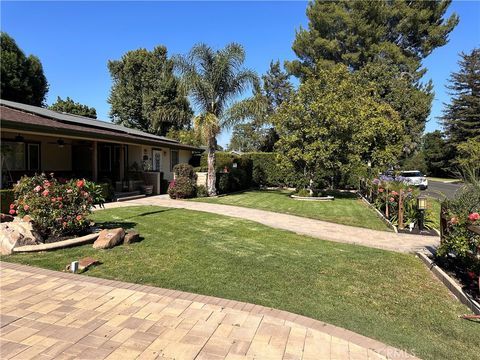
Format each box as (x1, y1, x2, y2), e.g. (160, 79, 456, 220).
(124, 230, 140, 245)
(0, 222, 39, 255)
(93, 228, 125, 249)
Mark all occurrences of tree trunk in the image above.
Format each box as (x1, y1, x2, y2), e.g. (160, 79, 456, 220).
(207, 136, 217, 196)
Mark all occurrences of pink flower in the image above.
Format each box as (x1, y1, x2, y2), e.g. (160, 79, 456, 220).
(59, 204, 63, 209)
(51, 197, 56, 202)
(43, 180, 51, 187)
(34, 185, 42, 192)
(67, 189, 73, 193)
(378, 188, 384, 193)
(41, 190, 49, 197)
(57, 197, 63, 202)
(76, 215, 82, 221)
(23, 205, 29, 211)
(76, 180, 85, 188)
(389, 197, 395, 202)
(9, 203, 15, 209)
(391, 191, 399, 196)
(468, 212, 480, 221)
(62, 221, 67, 227)
(9, 209, 15, 215)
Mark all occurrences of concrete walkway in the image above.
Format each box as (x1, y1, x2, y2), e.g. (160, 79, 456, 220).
(0, 262, 418, 360)
(103, 196, 439, 253)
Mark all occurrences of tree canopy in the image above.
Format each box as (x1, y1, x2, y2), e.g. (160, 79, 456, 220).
(228, 61, 292, 152)
(274, 65, 403, 189)
(174, 43, 258, 195)
(441, 48, 480, 147)
(287, 0, 459, 78)
(49, 96, 97, 119)
(108, 46, 192, 135)
(0, 32, 48, 106)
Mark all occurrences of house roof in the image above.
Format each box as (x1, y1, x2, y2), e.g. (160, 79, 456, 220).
(0, 99, 203, 151)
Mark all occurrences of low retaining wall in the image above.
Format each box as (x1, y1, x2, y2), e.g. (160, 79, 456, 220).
(13, 233, 99, 253)
(416, 251, 480, 315)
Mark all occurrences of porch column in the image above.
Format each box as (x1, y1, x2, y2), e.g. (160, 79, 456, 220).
(92, 141, 98, 182)
(119, 145, 125, 180)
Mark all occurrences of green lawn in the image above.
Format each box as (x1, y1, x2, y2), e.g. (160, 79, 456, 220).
(2, 206, 478, 360)
(194, 189, 390, 231)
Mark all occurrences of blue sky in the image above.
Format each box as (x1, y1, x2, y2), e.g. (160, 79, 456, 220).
(2, 1, 479, 147)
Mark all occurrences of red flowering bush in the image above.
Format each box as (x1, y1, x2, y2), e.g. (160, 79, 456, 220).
(10, 173, 104, 239)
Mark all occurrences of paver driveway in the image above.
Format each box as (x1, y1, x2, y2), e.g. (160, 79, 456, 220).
(0, 263, 418, 360)
(103, 196, 439, 253)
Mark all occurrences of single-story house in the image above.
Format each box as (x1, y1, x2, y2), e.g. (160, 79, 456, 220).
(0, 99, 203, 196)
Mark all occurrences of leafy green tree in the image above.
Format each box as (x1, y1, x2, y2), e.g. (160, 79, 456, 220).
(288, 0, 458, 78)
(422, 130, 451, 176)
(0, 32, 48, 106)
(166, 128, 205, 147)
(228, 61, 293, 152)
(49, 96, 97, 118)
(174, 43, 258, 196)
(287, 1, 458, 155)
(456, 138, 480, 169)
(441, 49, 480, 150)
(228, 123, 263, 152)
(274, 65, 403, 190)
(108, 46, 192, 135)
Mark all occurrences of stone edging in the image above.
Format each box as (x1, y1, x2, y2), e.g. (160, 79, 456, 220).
(0, 261, 419, 360)
(12, 233, 99, 253)
(416, 251, 480, 315)
(358, 193, 398, 233)
(290, 195, 335, 201)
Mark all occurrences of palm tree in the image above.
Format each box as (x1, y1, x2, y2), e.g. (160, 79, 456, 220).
(174, 43, 258, 196)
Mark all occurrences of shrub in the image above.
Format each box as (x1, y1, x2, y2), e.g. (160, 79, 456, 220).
(196, 185, 208, 198)
(296, 189, 311, 197)
(1, 189, 14, 214)
(10, 173, 104, 238)
(173, 163, 196, 180)
(168, 177, 196, 199)
(98, 182, 114, 202)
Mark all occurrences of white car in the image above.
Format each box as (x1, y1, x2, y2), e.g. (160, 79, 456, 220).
(400, 171, 428, 190)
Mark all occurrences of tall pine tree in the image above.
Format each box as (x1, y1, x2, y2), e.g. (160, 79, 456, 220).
(442, 48, 480, 146)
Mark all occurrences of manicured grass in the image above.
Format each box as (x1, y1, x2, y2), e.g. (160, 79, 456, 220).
(427, 197, 442, 231)
(3, 206, 478, 360)
(194, 189, 390, 231)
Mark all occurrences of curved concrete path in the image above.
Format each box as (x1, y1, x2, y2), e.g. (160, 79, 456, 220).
(103, 196, 438, 253)
(0, 262, 418, 359)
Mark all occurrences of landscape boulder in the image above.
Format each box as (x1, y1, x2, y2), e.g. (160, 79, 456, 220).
(93, 228, 125, 249)
(0, 219, 41, 255)
(124, 230, 140, 245)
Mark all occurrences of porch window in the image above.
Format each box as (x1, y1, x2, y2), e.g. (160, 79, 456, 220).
(170, 149, 179, 171)
(1, 141, 25, 170)
(27, 144, 40, 171)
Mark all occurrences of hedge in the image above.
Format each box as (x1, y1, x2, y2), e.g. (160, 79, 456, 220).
(199, 151, 296, 189)
(0, 189, 14, 214)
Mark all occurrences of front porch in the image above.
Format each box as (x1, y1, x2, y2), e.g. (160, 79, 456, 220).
(1, 131, 169, 195)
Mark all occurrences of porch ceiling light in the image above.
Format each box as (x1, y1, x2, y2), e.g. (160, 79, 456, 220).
(14, 134, 24, 143)
(57, 138, 65, 148)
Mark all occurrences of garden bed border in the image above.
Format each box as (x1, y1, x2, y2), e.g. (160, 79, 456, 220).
(358, 192, 398, 233)
(13, 233, 99, 253)
(416, 251, 480, 315)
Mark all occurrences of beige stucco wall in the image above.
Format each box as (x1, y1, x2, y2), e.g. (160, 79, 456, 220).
(127, 144, 193, 181)
(2, 131, 71, 171)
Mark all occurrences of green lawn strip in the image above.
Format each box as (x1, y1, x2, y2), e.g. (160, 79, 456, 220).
(194, 189, 390, 231)
(427, 197, 441, 231)
(2, 206, 477, 360)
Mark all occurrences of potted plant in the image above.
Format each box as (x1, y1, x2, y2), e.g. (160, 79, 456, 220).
(141, 160, 154, 195)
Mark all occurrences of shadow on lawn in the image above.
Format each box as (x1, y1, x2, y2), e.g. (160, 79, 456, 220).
(95, 221, 137, 230)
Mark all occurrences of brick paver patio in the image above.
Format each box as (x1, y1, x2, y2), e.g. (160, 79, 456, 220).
(103, 196, 438, 253)
(0, 262, 418, 360)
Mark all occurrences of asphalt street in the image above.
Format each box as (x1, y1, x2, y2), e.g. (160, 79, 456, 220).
(421, 180, 464, 200)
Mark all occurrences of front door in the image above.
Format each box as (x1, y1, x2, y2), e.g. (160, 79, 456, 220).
(152, 150, 162, 172)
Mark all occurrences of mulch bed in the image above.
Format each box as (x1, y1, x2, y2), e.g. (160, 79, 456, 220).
(435, 256, 480, 303)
